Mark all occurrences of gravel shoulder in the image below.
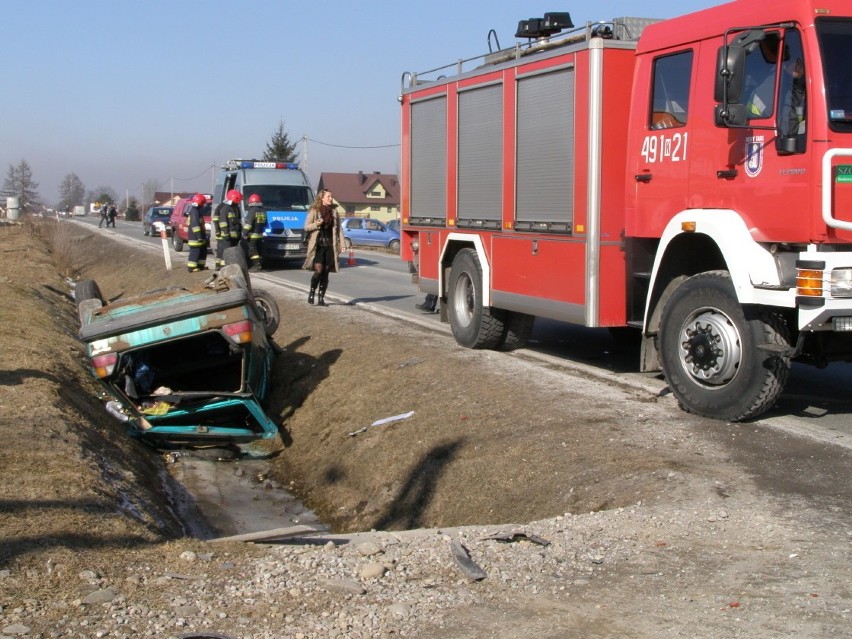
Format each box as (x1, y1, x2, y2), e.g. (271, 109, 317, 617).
(0, 219, 849, 639)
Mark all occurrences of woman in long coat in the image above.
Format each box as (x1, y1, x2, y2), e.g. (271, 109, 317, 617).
(302, 188, 342, 306)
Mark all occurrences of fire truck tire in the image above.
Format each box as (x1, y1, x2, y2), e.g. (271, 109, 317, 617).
(658, 270, 790, 422)
(252, 288, 280, 337)
(172, 233, 184, 252)
(448, 248, 504, 349)
(498, 311, 535, 351)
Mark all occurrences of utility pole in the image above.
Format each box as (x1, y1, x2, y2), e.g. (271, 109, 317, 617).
(302, 135, 308, 171)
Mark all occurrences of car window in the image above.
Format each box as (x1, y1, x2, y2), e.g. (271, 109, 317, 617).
(347, 219, 363, 229)
(366, 220, 383, 231)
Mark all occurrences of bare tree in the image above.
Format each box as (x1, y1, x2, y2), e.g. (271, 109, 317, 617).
(142, 179, 160, 207)
(2, 160, 41, 211)
(57, 173, 86, 211)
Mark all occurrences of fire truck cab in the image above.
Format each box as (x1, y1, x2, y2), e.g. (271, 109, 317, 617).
(399, 0, 852, 421)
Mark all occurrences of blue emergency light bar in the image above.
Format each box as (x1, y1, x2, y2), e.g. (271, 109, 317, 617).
(236, 161, 299, 170)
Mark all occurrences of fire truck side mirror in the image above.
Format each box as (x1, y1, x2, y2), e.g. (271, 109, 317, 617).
(714, 103, 748, 127)
(714, 44, 746, 104)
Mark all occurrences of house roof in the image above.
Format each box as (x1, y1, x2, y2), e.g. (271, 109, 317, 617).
(317, 172, 400, 205)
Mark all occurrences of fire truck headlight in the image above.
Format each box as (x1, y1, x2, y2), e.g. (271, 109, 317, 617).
(830, 268, 852, 298)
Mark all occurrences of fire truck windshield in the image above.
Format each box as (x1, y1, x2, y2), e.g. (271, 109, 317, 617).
(818, 18, 852, 131)
(243, 185, 313, 210)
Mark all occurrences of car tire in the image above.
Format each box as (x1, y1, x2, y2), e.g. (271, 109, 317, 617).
(75, 279, 104, 325)
(388, 239, 400, 253)
(223, 245, 250, 282)
(252, 288, 281, 337)
(172, 233, 184, 252)
(143, 225, 149, 236)
(344, 237, 353, 250)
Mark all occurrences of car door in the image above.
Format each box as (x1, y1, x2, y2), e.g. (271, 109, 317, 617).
(363, 219, 386, 246)
(345, 218, 366, 246)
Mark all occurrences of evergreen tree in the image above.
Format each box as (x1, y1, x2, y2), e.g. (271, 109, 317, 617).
(57, 173, 86, 211)
(2, 160, 41, 211)
(262, 120, 298, 163)
(125, 197, 141, 222)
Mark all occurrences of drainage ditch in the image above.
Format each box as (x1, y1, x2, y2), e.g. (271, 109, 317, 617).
(161, 454, 327, 541)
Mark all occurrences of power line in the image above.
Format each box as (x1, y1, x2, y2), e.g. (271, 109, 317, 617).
(304, 136, 400, 149)
(170, 164, 214, 182)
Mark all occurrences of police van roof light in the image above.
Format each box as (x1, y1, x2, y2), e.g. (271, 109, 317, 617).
(235, 160, 299, 170)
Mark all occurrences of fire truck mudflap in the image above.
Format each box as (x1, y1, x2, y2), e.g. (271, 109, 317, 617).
(399, 2, 852, 421)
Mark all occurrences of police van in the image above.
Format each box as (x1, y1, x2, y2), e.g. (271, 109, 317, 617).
(214, 159, 314, 264)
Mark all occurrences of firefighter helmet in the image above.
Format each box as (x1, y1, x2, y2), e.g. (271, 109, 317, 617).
(248, 193, 263, 205)
(191, 193, 206, 206)
(226, 189, 243, 204)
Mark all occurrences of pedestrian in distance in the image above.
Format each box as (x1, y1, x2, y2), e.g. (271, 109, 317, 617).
(186, 193, 209, 273)
(302, 188, 341, 306)
(98, 205, 108, 228)
(107, 203, 117, 228)
(215, 189, 243, 269)
(243, 193, 266, 272)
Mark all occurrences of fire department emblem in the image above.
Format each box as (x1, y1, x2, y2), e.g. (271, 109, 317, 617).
(745, 136, 764, 178)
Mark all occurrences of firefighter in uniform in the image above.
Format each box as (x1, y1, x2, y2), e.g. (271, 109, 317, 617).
(186, 193, 209, 272)
(243, 193, 266, 272)
(215, 189, 243, 269)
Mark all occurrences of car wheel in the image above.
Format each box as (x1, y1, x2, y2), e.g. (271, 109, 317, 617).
(252, 288, 281, 337)
(658, 270, 791, 421)
(143, 225, 149, 236)
(447, 248, 504, 349)
(172, 234, 183, 252)
(223, 245, 250, 282)
(75, 279, 104, 325)
(344, 237, 353, 250)
(388, 239, 400, 253)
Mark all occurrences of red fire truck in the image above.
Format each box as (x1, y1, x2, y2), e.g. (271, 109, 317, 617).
(399, 0, 852, 421)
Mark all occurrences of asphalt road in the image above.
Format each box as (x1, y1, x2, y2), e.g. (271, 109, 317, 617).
(73, 215, 852, 450)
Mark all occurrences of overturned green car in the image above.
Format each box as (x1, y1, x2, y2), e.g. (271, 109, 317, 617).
(75, 259, 283, 458)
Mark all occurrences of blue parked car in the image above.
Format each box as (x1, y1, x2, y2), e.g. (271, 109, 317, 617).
(341, 217, 400, 252)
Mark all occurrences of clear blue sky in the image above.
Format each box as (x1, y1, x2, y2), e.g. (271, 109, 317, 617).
(2, 0, 717, 205)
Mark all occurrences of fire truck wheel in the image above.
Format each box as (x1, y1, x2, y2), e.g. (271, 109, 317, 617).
(448, 248, 504, 349)
(658, 270, 791, 421)
(172, 232, 184, 252)
(498, 311, 535, 351)
(252, 288, 280, 337)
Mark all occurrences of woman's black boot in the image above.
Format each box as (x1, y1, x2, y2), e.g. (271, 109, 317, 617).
(308, 285, 316, 305)
(317, 283, 328, 306)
